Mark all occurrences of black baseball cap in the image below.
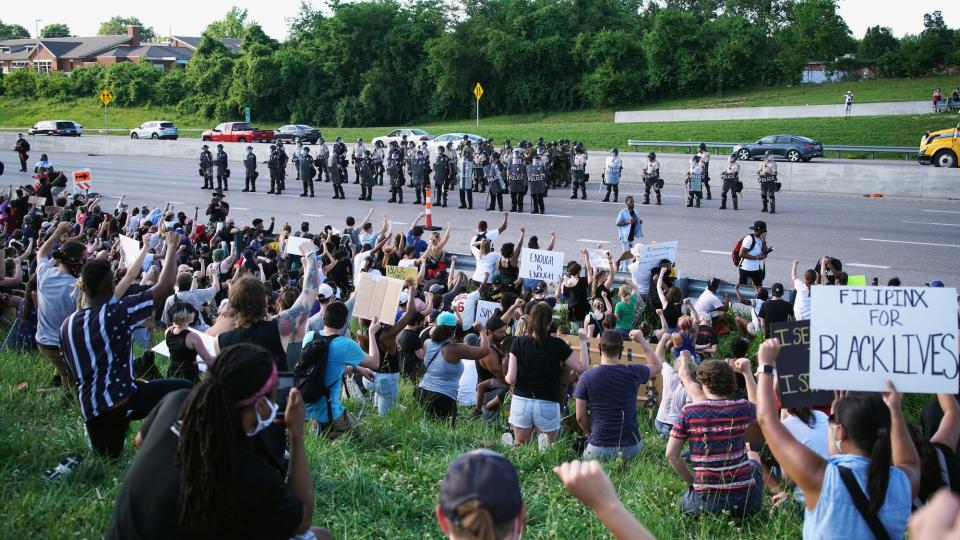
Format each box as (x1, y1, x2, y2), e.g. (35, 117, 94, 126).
(771, 282, 785, 297)
(485, 317, 507, 332)
(750, 220, 767, 233)
(439, 450, 522, 526)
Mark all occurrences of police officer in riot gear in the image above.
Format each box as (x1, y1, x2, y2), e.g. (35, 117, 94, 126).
(686, 155, 704, 208)
(602, 148, 623, 203)
(373, 140, 385, 186)
(570, 145, 587, 200)
(214, 144, 229, 191)
(719, 154, 741, 210)
(387, 141, 405, 204)
(486, 152, 506, 212)
(243, 146, 258, 192)
(528, 152, 547, 214)
(642, 152, 661, 205)
(298, 146, 315, 197)
(315, 138, 329, 183)
(410, 150, 427, 205)
(352, 138, 366, 184)
(358, 149, 376, 201)
(276, 141, 288, 192)
(508, 149, 527, 212)
(293, 141, 305, 182)
(199, 144, 214, 190)
(267, 144, 281, 195)
(697, 142, 712, 200)
(332, 137, 348, 185)
(433, 146, 450, 207)
(758, 151, 778, 214)
(458, 138, 475, 209)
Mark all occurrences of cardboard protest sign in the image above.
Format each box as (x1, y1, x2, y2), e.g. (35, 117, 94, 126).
(586, 248, 611, 269)
(809, 286, 960, 394)
(558, 334, 648, 367)
(353, 272, 404, 323)
(768, 320, 834, 408)
(386, 265, 418, 283)
(475, 300, 501, 327)
(847, 275, 867, 286)
(151, 328, 216, 373)
(284, 236, 317, 256)
(629, 241, 679, 280)
(28, 196, 45, 207)
(118, 235, 141, 267)
(519, 249, 564, 282)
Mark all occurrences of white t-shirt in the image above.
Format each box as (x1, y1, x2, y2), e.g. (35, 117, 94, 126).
(398, 258, 417, 268)
(782, 410, 829, 503)
(353, 251, 371, 278)
(793, 279, 811, 320)
(472, 252, 501, 283)
(457, 359, 479, 406)
(628, 261, 649, 296)
(656, 363, 691, 426)
(739, 234, 763, 272)
(694, 289, 724, 317)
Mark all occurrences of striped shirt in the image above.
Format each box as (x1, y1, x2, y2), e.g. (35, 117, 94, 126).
(671, 399, 756, 492)
(61, 290, 155, 420)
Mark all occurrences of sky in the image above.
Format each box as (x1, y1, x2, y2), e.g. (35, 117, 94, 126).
(2, 1, 959, 41)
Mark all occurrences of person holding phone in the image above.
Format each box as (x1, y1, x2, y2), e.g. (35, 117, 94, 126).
(107, 343, 331, 540)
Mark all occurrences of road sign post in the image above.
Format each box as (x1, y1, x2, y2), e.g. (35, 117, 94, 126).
(245, 106, 251, 124)
(99, 89, 113, 133)
(473, 83, 483, 127)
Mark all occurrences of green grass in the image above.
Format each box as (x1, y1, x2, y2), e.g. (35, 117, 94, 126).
(0, 328, 934, 539)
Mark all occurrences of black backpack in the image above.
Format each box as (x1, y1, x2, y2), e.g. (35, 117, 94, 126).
(293, 332, 340, 422)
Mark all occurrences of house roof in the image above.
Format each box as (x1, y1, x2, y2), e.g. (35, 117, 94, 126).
(0, 35, 132, 60)
(172, 36, 242, 53)
(98, 45, 193, 61)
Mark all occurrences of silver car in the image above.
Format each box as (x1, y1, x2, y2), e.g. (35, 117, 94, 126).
(130, 121, 179, 140)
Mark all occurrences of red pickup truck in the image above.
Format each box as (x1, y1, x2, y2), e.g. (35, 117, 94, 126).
(201, 122, 274, 144)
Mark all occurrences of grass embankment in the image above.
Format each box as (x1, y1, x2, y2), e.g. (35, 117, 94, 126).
(0, 333, 933, 539)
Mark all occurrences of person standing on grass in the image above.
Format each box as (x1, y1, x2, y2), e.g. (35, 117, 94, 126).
(753, 339, 919, 539)
(573, 331, 662, 460)
(105, 344, 332, 540)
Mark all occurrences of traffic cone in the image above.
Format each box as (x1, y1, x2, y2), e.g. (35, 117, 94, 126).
(424, 185, 441, 231)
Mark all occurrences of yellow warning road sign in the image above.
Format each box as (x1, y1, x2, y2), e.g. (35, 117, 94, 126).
(473, 83, 483, 101)
(99, 89, 113, 106)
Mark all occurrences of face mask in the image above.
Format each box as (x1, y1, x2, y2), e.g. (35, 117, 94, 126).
(246, 397, 278, 437)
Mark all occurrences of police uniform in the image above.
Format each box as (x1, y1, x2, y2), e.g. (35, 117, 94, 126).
(373, 143, 385, 185)
(528, 156, 547, 214)
(697, 145, 712, 200)
(293, 143, 305, 182)
(473, 149, 487, 193)
(276, 143, 288, 191)
(720, 159, 741, 210)
(459, 142, 475, 209)
(486, 154, 506, 212)
(267, 145, 282, 195)
(758, 158, 779, 214)
(315, 139, 329, 183)
(359, 151, 376, 201)
(387, 143, 405, 204)
(508, 150, 527, 213)
(410, 152, 427, 204)
(243, 147, 258, 192)
(433, 148, 450, 207)
(642, 155, 662, 205)
(686, 158, 704, 208)
(570, 149, 587, 200)
(602, 151, 623, 203)
(298, 148, 315, 197)
(352, 140, 366, 184)
(330, 145, 346, 200)
(214, 145, 229, 191)
(199, 146, 214, 190)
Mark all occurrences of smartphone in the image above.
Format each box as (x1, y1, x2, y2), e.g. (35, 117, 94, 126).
(275, 372, 294, 421)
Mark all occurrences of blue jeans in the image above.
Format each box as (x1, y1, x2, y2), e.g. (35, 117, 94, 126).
(583, 441, 642, 460)
(679, 459, 763, 517)
(655, 419, 673, 438)
(373, 372, 400, 416)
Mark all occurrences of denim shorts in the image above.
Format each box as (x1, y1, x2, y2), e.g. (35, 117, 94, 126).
(508, 395, 561, 432)
(583, 441, 642, 460)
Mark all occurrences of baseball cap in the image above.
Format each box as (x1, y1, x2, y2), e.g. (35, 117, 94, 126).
(439, 450, 522, 528)
(398, 291, 409, 305)
(927, 280, 945, 288)
(318, 284, 334, 300)
(533, 281, 547, 294)
(771, 282, 785, 297)
(750, 220, 767, 232)
(437, 311, 458, 327)
(707, 278, 721, 290)
(485, 317, 506, 332)
(429, 283, 446, 294)
(464, 333, 480, 346)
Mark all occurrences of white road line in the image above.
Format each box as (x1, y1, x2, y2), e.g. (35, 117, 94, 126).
(526, 213, 571, 218)
(577, 239, 610, 244)
(860, 238, 960, 248)
(168, 201, 185, 205)
(846, 263, 891, 269)
(902, 220, 960, 227)
(700, 250, 729, 255)
(923, 209, 960, 214)
(301, 213, 325, 218)
(232, 207, 251, 211)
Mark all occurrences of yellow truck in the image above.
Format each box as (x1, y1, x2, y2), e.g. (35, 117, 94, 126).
(918, 125, 959, 167)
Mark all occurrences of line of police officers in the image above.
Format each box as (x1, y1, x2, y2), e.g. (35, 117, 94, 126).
(198, 138, 781, 214)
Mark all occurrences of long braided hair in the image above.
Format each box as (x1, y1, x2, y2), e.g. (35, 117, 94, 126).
(175, 343, 274, 531)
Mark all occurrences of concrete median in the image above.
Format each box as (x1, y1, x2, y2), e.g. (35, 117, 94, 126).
(2, 133, 956, 199)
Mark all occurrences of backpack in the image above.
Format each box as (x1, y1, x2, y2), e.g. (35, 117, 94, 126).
(732, 234, 754, 267)
(293, 331, 340, 422)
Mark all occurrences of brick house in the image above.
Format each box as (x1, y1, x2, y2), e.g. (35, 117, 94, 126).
(0, 26, 240, 74)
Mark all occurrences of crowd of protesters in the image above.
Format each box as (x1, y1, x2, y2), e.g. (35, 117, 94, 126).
(0, 154, 956, 540)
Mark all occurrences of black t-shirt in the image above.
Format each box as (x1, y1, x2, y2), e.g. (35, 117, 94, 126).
(106, 390, 304, 540)
(510, 336, 572, 403)
(759, 298, 792, 326)
(398, 328, 423, 369)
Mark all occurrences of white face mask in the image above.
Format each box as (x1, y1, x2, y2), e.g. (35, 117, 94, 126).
(246, 397, 278, 437)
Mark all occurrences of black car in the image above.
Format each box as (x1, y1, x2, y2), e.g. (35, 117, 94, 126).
(28, 120, 83, 137)
(273, 124, 321, 144)
(732, 134, 823, 162)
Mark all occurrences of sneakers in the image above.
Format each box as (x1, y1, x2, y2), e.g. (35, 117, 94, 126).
(537, 433, 550, 452)
(500, 432, 514, 447)
(43, 453, 84, 480)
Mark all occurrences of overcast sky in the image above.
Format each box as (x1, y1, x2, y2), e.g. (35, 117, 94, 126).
(3, 1, 958, 41)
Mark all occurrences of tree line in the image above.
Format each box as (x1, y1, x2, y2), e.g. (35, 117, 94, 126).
(1, 1, 958, 127)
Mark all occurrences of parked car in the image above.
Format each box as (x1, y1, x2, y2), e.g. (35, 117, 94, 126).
(918, 125, 959, 167)
(201, 122, 274, 144)
(130, 121, 178, 140)
(273, 124, 321, 144)
(371, 128, 432, 148)
(427, 133, 485, 153)
(28, 120, 83, 137)
(732, 135, 823, 162)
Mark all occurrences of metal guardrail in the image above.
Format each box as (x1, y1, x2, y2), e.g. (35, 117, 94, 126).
(627, 139, 917, 160)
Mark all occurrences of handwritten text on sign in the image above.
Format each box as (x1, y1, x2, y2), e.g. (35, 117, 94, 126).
(768, 320, 834, 408)
(519, 248, 565, 282)
(809, 286, 959, 393)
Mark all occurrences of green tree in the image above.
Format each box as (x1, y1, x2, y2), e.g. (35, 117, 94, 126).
(180, 34, 237, 119)
(36, 72, 73, 100)
(205, 6, 249, 39)
(0, 20, 30, 40)
(97, 16, 156, 42)
(69, 65, 106, 97)
(105, 62, 161, 106)
(644, 8, 710, 97)
(859, 26, 899, 63)
(3, 69, 37, 98)
(40, 23, 71, 38)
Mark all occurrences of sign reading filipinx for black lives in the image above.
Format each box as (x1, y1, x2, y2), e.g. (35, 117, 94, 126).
(809, 286, 959, 394)
(768, 320, 834, 408)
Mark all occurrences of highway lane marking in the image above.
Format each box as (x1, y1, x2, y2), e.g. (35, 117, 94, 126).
(860, 238, 960, 248)
(902, 220, 960, 227)
(232, 207, 251, 211)
(846, 263, 891, 269)
(168, 201, 185, 205)
(700, 250, 729, 255)
(524, 213, 571, 218)
(576, 239, 610, 244)
(923, 209, 960, 214)
(301, 213, 325, 218)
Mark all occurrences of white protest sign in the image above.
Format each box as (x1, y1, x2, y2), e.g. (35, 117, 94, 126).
(353, 272, 404, 323)
(151, 328, 216, 373)
(285, 236, 317, 256)
(809, 286, 959, 393)
(586, 248, 611, 269)
(631, 241, 679, 279)
(475, 300, 501, 327)
(519, 248, 565, 283)
(118, 235, 141, 267)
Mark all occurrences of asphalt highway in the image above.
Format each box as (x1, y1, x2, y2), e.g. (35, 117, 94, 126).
(9, 152, 960, 288)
